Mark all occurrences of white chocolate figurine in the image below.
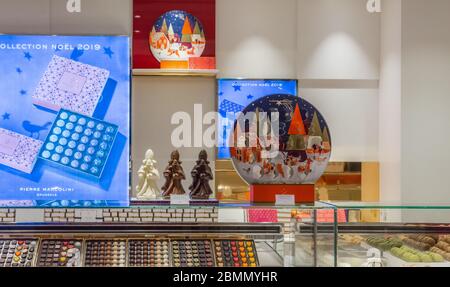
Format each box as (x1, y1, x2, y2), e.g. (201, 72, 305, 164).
(136, 149, 160, 199)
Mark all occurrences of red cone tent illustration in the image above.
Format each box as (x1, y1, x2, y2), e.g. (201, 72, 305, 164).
(181, 17, 193, 44)
(287, 103, 307, 150)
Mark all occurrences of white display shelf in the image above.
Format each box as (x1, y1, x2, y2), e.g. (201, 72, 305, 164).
(133, 68, 219, 77)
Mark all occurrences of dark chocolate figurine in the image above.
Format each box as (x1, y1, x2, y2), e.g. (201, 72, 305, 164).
(161, 150, 186, 198)
(189, 150, 213, 199)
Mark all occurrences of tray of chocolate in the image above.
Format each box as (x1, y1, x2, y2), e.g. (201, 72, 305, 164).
(39, 109, 118, 180)
(171, 240, 215, 267)
(37, 239, 83, 267)
(84, 240, 126, 267)
(0, 239, 38, 267)
(128, 240, 170, 267)
(213, 239, 259, 267)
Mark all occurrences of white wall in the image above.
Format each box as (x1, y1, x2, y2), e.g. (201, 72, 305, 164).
(298, 0, 380, 80)
(132, 77, 216, 196)
(0, 0, 131, 35)
(379, 0, 402, 205)
(217, 0, 298, 78)
(49, 0, 131, 35)
(300, 87, 379, 162)
(402, 0, 450, 207)
(0, 0, 50, 34)
(298, 0, 380, 161)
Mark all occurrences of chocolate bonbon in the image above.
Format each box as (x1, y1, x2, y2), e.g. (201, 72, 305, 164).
(84, 240, 126, 267)
(171, 240, 214, 267)
(37, 239, 83, 267)
(0, 239, 38, 267)
(128, 240, 169, 267)
(213, 239, 259, 267)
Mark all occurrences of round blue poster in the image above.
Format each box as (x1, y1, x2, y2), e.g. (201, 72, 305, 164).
(230, 94, 332, 185)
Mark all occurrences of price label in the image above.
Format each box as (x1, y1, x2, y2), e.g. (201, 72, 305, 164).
(170, 194, 190, 205)
(275, 194, 296, 206)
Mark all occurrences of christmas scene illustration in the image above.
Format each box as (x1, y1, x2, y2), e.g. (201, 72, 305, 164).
(149, 10, 206, 62)
(230, 94, 331, 185)
(217, 79, 298, 159)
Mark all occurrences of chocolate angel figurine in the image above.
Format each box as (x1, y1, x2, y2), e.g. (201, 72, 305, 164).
(161, 150, 186, 198)
(136, 149, 160, 199)
(189, 150, 214, 199)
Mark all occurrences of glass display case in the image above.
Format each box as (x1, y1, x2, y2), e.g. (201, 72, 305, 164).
(0, 203, 337, 267)
(3, 201, 450, 267)
(324, 202, 450, 267)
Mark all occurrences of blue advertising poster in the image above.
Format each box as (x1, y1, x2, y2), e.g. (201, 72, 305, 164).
(217, 79, 298, 159)
(0, 35, 130, 207)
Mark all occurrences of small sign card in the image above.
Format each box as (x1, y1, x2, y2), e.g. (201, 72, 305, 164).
(170, 194, 190, 205)
(275, 194, 296, 206)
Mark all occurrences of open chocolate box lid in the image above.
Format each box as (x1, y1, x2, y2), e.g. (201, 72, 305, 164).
(0, 128, 43, 174)
(32, 55, 110, 117)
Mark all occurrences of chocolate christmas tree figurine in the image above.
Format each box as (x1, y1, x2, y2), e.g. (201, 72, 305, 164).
(161, 150, 186, 198)
(189, 150, 213, 199)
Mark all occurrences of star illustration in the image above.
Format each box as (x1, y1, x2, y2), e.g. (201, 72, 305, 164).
(24, 52, 32, 61)
(233, 85, 241, 92)
(16, 67, 22, 74)
(19, 90, 27, 96)
(247, 94, 254, 100)
(103, 47, 114, 58)
(2, 113, 10, 120)
(218, 92, 224, 96)
(70, 48, 84, 61)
